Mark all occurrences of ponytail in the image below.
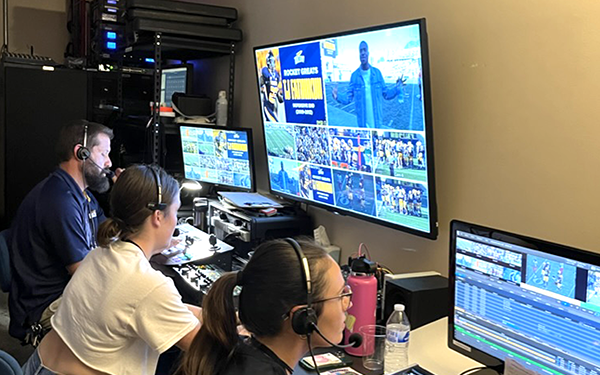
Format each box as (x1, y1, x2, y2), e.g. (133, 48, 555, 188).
(177, 272, 239, 375)
(97, 217, 122, 247)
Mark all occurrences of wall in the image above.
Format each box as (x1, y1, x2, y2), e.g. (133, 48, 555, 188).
(199, 0, 600, 276)
(0, 0, 68, 62)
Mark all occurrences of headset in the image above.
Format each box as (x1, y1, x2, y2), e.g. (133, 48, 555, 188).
(76, 122, 91, 161)
(286, 238, 318, 336)
(286, 238, 363, 350)
(146, 165, 167, 211)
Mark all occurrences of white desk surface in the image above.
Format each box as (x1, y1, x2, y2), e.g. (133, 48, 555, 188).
(409, 317, 483, 375)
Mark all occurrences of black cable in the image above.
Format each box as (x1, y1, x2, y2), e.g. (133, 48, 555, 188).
(306, 333, 321, 375)
(458, 366, 488, 375)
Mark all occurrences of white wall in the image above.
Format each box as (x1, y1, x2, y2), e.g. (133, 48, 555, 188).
(199, 0, 600, 276)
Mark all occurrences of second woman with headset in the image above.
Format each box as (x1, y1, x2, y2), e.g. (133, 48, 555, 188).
(177, 238, 353, 375)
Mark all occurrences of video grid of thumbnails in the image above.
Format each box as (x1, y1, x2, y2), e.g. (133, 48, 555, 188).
(181, 127, 252, 189)
(266, 123, 431, 232)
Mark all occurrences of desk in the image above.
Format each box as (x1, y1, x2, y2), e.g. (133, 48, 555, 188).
(295, 318, 482, 375)
(408, 317, 481, 375)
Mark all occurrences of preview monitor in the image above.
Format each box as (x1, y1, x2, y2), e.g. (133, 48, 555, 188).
(253, 18, 438, 239)
(161, 65, 192, 107)
(449, 220, 600, 375)
(179, 125, 255, 192)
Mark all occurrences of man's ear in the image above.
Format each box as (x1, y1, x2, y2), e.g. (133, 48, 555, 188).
(73, 144, 82, 160)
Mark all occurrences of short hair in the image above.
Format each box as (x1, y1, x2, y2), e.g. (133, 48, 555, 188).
(55, 119, 114, 162)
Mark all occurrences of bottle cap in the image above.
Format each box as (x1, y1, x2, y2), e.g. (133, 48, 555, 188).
(394, 304, 405, 312)
(218, 90, 227, 98)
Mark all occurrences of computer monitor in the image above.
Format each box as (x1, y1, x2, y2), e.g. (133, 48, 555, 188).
(448, 220, 600, 375)
(253, 18, 438, 240)
(161, 65, 192, 107)
(179, 125, 255, 192)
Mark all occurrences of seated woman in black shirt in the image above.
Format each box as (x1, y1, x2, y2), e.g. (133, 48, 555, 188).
(177, 238, 352, 375)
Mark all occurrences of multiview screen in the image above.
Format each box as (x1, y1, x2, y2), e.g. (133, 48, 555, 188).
(253, 18, 437, 238)
(180, 125, 254, 191)
(449, 221, 600, 375)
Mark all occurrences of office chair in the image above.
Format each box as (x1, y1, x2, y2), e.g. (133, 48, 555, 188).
(0, 350, 22, 375)
(0, 229, 11, 292)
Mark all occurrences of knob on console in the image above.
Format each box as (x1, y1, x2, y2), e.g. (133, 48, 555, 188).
(209, 234, 220, 251)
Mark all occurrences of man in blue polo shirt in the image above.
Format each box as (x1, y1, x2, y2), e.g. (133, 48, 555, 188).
(8, 120, 117, 344)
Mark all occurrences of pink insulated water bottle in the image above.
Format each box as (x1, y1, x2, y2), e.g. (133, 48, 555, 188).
(344, 271, 377, 356)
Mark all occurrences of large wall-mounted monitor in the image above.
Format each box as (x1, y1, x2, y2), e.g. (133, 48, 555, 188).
(179, 125, 255, 192)
(449, 220, 600, 375)
(253, 18, 438, 239)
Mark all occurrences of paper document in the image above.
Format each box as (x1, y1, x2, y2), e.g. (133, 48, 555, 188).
(218, 192, 283, 208)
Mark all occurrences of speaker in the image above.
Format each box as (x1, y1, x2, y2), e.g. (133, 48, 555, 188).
(382, 274, 448, 329)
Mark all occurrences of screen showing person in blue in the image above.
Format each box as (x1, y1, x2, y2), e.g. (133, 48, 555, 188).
(256, 21, 432, 233)
(325, 25, 424, 131)
(180, 127, 251, 190)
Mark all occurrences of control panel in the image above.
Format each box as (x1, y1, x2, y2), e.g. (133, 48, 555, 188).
(173, 263, 241, 296)
(156, 223, 234, 266)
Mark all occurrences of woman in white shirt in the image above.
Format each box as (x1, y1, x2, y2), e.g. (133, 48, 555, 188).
(22, 164, 201, 375)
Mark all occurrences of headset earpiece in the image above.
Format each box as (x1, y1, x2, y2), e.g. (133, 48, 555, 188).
(146, 165, 167, 211)
(291, 306, 318, 336)
(77, 123, 90, 161)
(286, 238, 318, 336)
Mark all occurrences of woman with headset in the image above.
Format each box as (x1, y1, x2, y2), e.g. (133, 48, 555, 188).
(22, 165, 201, 375)
(176, 238, 353, 375)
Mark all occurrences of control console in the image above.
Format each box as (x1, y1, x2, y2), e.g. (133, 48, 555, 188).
(173, 263, 241, 296)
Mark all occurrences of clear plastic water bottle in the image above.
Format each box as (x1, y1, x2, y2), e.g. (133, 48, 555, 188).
(216, 90, 228, 126)
(385, 304, 410, 374)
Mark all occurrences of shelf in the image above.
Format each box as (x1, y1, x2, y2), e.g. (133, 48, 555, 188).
(124, 34, 234, 61)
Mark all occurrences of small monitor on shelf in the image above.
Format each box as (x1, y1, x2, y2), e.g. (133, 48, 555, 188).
(448, 220, 600, 375)
(179, 124, 255, 194)
(161, 64, 193, 107)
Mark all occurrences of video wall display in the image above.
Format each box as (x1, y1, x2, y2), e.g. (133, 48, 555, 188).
(180, 126, 253, 190)
(255, 19, 437, 237)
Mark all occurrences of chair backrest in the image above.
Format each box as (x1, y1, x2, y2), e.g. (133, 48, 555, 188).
(0, 350, 22, 375)
(0, 229, 11, 293)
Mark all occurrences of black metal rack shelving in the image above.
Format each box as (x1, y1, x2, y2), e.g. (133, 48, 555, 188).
(119, 31, 238, 166)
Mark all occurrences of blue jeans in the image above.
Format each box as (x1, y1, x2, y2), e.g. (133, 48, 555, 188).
(21, 348, 56, 375)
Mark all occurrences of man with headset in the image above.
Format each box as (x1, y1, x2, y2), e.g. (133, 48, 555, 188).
(8, 119, 120, 345)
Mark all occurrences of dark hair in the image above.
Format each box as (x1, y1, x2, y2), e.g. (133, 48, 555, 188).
(55, 119, 114, 162)
(177, 238, 331, 375)
(97, 164, 179, 246)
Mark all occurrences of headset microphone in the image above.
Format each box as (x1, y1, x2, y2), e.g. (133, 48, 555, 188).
(86, 157, 114, 179)
(310, 323, 363, 349)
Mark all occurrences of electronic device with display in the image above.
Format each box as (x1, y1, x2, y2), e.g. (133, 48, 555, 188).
(161, 64, 193, 108)
(253, 18, 437, 239)
(449, 220, 600, 375)
(179, 124, 255, 193)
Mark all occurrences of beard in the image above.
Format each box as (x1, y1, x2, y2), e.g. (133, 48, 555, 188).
(84, 162, 110, 193)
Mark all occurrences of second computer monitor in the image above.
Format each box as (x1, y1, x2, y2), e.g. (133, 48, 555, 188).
(180, 125, 255, 192)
